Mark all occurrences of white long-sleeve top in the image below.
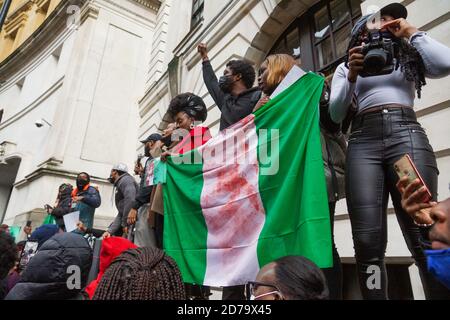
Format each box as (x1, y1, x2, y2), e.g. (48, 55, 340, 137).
(330, 32, 450, 123)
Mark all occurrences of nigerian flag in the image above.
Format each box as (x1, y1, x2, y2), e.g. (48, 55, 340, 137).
(163, 71, 332, 286)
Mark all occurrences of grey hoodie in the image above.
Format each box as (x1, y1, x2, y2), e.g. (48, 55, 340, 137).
(108, 173, 139, 235)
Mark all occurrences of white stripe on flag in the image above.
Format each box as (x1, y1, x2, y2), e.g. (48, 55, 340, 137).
(145, 160, 155, 186)
(199, 115, 266, 286)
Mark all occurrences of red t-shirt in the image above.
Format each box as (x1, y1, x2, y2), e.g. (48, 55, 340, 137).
(172, 126, 211, 154)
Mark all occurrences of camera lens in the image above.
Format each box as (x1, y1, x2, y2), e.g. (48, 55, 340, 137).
(364, 48, 387, 75)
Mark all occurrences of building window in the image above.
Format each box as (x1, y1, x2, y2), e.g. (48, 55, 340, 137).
(313, 0, 362, 73)
(269, 0, 362, 76)
(269, 23, 301, 58)
(191, 0, 204, 29)
(0, 109, 3, 124)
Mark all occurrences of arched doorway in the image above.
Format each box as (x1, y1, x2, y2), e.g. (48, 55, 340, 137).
(0, 156, 21, 223)
(245, 0, 363, 76)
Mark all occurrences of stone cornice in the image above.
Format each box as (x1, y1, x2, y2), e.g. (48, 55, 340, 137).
(35, 0, 51, 13)
(99, 0, 155, 26)
(4, 11, 28, 36)
(0, 0, 158, 80)
(14, 165, 108, 188)
(0, 0, 88, 82)
(0, 75, 64, 130)
(0, 140, 17, 158)
(131, 0, 161, 13)
(4, 0, 33, 22)
(80, 2, 100, 24)
(34, 0, 49, 7)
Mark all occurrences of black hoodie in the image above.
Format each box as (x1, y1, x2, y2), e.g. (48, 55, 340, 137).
(51, 185, 74, 230)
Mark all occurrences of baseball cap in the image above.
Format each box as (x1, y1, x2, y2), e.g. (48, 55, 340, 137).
(140, 133, 162, 144)
(112, 163, 128, 173)
(380, 3, 408, 20)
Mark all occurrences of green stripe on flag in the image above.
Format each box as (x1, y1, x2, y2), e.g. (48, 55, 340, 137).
(163, 150, 208, 284)
(254, 72, 332, 268)
(153, 158, 167, 185)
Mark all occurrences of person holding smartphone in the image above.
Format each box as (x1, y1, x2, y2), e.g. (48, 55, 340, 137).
(397, 178, 450, 289)
(329, 3, 450, 299)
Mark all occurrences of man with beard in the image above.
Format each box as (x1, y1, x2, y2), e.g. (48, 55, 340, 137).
(103, 164, 138, 239)
(198, 43, 261, 131)
(73, 172, 101, 231)
(125, 133, 162, 246)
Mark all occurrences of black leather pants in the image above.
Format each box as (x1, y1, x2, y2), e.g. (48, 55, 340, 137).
(322, 201, 343, 300)
(346, 106, 450, 300)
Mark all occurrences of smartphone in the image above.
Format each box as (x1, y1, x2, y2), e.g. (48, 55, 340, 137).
(394, 154, 432, 203)
(26, 220, 32, 227)
(137, 154, 143, 164)
(18, 241, 39, 272)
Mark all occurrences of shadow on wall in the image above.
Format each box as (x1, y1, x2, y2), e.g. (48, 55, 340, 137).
(0, 156, 21, 223)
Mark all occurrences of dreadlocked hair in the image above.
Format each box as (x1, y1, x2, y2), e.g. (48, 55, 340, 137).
(92, 247, 186, 300)
(346, 16, 427, 98)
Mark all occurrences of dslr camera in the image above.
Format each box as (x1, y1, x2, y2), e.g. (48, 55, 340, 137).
(360, 29, 398, 77)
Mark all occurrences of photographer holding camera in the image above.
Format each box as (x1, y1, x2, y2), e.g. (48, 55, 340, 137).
(330, 3, 450, 300)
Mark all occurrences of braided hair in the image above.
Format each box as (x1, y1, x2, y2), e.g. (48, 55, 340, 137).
(346, 15, 426, 98)
(92, 247, 186, 300)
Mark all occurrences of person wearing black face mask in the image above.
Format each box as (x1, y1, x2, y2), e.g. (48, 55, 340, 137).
(198, 43, 262, 131)
(103, 164, 138, 240)
(73, 172, 101, 232)
(76, 174, 89, 191)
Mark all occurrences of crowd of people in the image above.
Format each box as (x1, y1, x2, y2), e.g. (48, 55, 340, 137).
(1, 3, 450, 300)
